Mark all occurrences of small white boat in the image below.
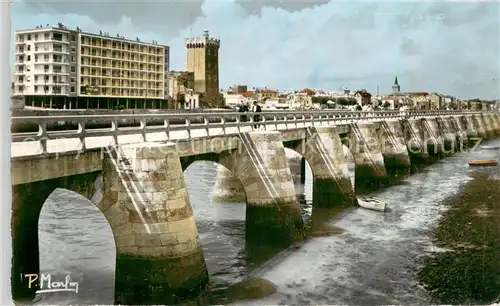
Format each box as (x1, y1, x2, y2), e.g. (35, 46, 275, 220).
(357, 196, 388, 212)
(480, 145, 500, 150)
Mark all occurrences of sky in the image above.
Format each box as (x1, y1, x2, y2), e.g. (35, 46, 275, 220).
(10, 0, 500, 99)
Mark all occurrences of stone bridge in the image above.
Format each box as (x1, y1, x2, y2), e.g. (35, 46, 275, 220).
(10, 110, 500, 304)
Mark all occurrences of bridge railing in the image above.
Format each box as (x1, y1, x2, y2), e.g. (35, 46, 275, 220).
(10, 110, 492, 154)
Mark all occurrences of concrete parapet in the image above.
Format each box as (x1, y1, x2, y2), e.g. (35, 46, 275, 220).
(437, 117, 458, 153)
(378, 120, 411, 174)
(288, 126, 355, 206)
(403, 119, 429, 160)
(212, 165, 246, 203)
(472, 114, 488, 140)
(230, 131, 305, 246)
(480, 114, 496, 139)
(421, 118, 444, 156)
(349, 123, 388, 191)
(108, 143, 208, 304)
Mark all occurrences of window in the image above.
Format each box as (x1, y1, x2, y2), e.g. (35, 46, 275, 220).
(71, 46, 76, 52)
(34, 76, 38, 82)
(27, 55, 31, 61)
(34, 86, 38, 92)
(44, 33, 49, 40)
(70, 77, 75, 83)
(27, 34, 31, 40)
(71, 66, 76, 72)
(27, 45, 31, 51)
(44, 54, 49, 61)
(71, 56, 75, 62)
(71, 35, 76, 42)
(70, 86, 75, 93)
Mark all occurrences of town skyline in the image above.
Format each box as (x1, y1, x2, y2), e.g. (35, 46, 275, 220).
(10, 0, 500, 100)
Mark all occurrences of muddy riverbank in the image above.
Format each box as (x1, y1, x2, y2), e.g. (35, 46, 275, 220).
(418, 172, 500, 304)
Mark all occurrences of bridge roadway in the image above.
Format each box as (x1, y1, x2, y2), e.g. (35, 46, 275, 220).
(10, 109, 474, 157)
(10, 109, 500, 304)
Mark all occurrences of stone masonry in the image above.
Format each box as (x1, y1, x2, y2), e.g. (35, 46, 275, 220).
(480, 114, 496, 139)
(450, 116, 469, 149)
(403, 119, 429, 161)
(348, 123, 388, 191)
(437, 117, 458, 153)
(212, 165, 246, 203)
(11, 171, 102, 301)
(223, 131, 305, 246)
(421, 118, 445, 156)
(285, 126, 355, 207)
(377, 120, 411, 174)
(472, 114, 488, 140)
(105, 143, 208, 305)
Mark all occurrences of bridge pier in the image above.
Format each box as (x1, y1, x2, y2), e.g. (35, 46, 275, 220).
(473, 114, 488, 140)
(349, 123, 388, 191)
(110, 143, 208, 305)
(212, 165, 246, 203)
(485, 114, 500, 137)
(450, 116, 469, 149)
(231, 131, 305, 246)
(378, 120, 411, 174)
(437, 117, 457, 153)
(404, 119, 429, 161)
(480, 114, 496, 139)
(463, 115, 480, 143)
(422, 118, 444, 156)
(287, 127, 355, 207)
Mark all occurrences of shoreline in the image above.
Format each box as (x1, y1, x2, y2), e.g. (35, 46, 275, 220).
(417, 171, 500, 304)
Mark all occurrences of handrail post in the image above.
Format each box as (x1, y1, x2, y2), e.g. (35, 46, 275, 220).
(77, 120, 86, 152)
(38, 121, 48, 155)
(140, 118, 147, 142)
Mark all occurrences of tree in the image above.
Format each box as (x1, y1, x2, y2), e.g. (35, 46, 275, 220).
(312, 96, 330, 104)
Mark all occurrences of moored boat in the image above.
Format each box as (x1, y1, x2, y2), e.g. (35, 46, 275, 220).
(480, 145, 500, 150)
(357, 196, 387, 212)
(467, 159, 498, 166)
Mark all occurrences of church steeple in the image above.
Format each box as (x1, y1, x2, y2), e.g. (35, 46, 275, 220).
(392, 76, 400, 93)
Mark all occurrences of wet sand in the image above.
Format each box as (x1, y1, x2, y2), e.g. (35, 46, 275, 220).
(417, 172, 500, 304)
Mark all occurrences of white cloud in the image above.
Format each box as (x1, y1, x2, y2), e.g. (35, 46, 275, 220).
(12, 0, 500, 99)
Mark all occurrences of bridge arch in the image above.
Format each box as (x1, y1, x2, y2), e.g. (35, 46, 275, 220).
(11, 171, 116, 303)
(283, 128, 355, 207)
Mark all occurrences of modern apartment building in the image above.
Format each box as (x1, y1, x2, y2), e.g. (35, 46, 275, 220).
(13, 24, 170, 109)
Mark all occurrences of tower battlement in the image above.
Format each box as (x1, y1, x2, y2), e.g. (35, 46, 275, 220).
(185, 30, 220, 49)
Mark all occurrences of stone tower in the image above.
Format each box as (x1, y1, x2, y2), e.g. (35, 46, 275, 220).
(392, 76, 401, 93)
(185, 30, 220, 107)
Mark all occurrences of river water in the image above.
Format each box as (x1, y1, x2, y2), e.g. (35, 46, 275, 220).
(35, 141, 500, 305)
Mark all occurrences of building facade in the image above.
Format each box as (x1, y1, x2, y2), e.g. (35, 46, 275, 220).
(185, 30, 220, 107)
(13, 24, 170, 109)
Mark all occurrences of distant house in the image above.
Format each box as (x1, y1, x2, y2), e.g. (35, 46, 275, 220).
(354, 90, 372, 106)
(429, 93, 443, 110)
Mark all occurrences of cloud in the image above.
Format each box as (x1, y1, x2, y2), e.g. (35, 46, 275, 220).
(11, 0, 500, 99)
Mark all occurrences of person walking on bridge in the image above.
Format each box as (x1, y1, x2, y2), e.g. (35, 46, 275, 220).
(252, 101, 262, 129)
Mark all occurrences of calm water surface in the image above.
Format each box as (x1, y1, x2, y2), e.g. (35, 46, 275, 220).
(35, 142, 500, 305)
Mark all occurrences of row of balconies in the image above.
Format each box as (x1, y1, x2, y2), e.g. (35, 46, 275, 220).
(80, 40, 163, 55)
(80, 53, 164, 64)
(80, 61, 163, 69)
